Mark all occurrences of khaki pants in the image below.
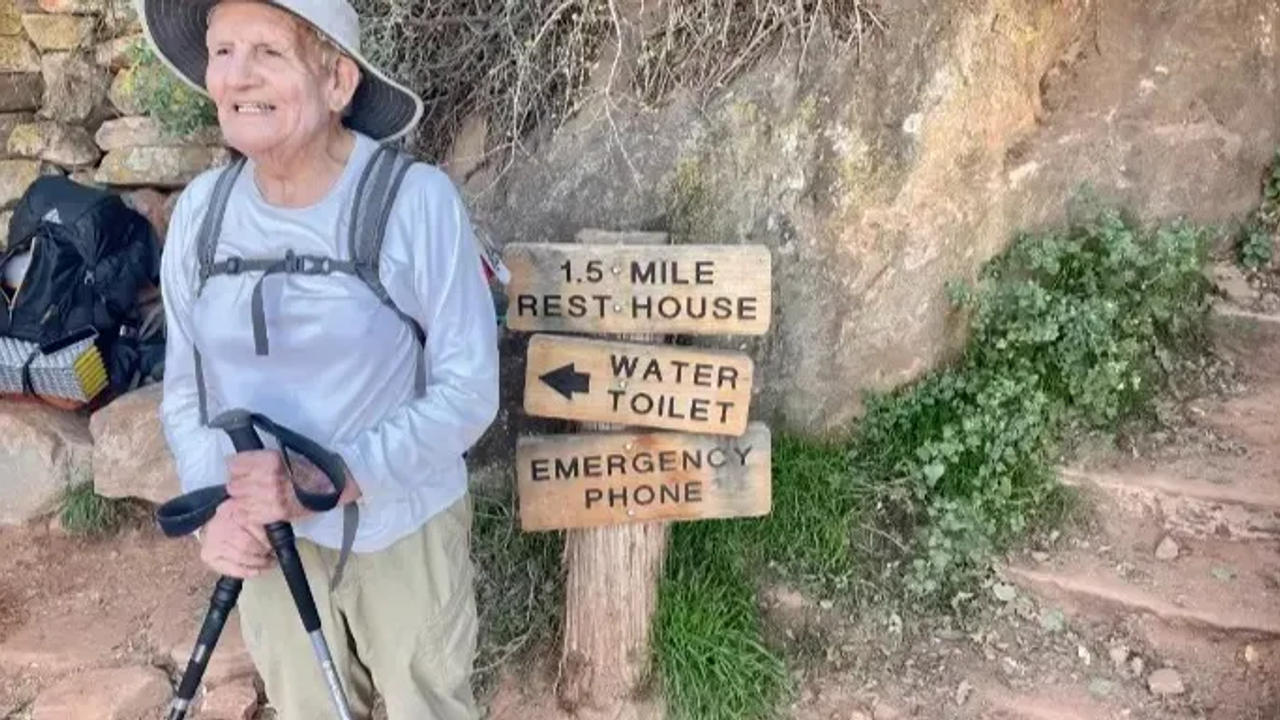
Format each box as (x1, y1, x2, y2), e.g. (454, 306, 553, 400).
(237, 494, 479, 720)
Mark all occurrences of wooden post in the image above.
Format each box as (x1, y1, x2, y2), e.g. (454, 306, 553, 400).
(556, 230, 669, 717)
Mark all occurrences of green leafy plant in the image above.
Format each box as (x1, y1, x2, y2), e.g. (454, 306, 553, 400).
(654, 200, 1211, 719)
(125, 41, 219, 137)
(1238, 150, 1280, 270)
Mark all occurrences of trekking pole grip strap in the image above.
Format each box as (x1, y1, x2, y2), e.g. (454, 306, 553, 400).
(155, 409, 348, 538)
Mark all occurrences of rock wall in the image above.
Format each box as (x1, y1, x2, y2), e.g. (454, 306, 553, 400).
(462, 0, 1280, 439)
(0, 0, 226, 247)
(0, 0, 222, 521)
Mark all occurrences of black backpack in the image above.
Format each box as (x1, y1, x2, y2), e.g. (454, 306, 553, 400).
(1, 176, 161, 403)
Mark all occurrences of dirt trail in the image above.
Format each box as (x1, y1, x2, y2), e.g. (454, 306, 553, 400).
(785, 266, 1280, 720)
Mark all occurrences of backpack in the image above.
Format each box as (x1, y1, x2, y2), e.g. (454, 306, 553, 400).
(0, 176, 160, 408)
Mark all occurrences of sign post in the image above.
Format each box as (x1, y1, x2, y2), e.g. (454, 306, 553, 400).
(502, 229, 774, 716)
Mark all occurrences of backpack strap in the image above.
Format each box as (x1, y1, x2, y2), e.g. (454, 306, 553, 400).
(326, 141, 421, 590)
(193, 157, 247, 426)
(348, 142, 424, 384)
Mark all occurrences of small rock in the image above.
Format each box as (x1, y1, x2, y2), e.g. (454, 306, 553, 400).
(819, 599, 834, 610)
(95, 32, 140, 70)
(992, 583, 1017, 602)
(95, 145, 230, 187)
(849, 712, 872, 720)
(0, 72, 44, 112)
(107, 65, 143, 115)
(1244, 645, 1259, 665)
(0, 156, 42, 207)
(197, 678, 259, 720)
(1078, 645, 1092, 666)
(0, 0, 19, 35)
(1039, 608, 1066, 633)
(120, 187, 170, 237)
(1031, 551, 1050, 563)
(0, 110, 32, 151)
(902, 112, 923, 135)
(20, 13, 94, 51)
(1130, 655, 1146, 678)
(1155, 536, 1179, 561)
(31, 0, 105, 12)
(1109, 645, 1129, 668)
(955, 680, 972, 706)
(7, 120, 99, 168)
(1148, 668, 1185, 696)
(0, 36, 39, 73)
(94, 115, 222, 151)
(39, 50, 110, 123)
(1088, 678, 1115, 698)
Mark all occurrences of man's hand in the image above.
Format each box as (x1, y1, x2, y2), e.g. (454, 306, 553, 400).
(225, 450, 313, 526)
(199, 501, 273, 578)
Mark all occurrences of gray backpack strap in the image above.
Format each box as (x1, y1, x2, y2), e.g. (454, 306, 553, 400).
(193, 157, 247, 425)
(196, 157, 247, 295)
(330, 142, 420, 590)
(349, 142, 425, 387)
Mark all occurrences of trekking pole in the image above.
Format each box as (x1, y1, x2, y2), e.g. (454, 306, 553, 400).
(211, 410, 355, 720)
(167, 576, 241, 719)
(159, 410, 354, 720)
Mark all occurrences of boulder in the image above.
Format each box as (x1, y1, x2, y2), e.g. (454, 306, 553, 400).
(0, 109, 32, 155)
(27, 0, 104, 12)
(120, 187, 171, 238)
(30, 666, 170, 720)
(7, 119, 100, 167)
(95, 145, 229, 188)
(0, 157, 40, 208)
(106, 65, 142, 115)
(90, 383, 180, 504)
(99, 0, 137, 36)
(0, 36, 38, 72)
(0, 0, 20, 36)
(95, 32, 139, 70)
(196, 679, 260, 720)
(0, 71, 42, 111)
(95, 115, 223, 150)
(0, 400, 93, 525)
(1148, 668, 1186, 696)
(20, 13, 94, 50)
(38, 50, 109, 123)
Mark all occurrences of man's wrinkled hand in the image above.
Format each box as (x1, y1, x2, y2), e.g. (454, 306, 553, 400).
(199, 500, 273, 578)
(226, 450, 310, 526)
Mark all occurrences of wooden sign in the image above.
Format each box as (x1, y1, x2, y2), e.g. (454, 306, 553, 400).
(517, 423, 771, 531)
(503, 243, 772, 335)
(524, 334, 754, 436)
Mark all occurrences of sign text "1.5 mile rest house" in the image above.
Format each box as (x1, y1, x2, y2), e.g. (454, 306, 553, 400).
(503, 244, 772, 335)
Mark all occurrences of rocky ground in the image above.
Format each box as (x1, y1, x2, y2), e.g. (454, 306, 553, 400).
(3, 263, 1278, 719)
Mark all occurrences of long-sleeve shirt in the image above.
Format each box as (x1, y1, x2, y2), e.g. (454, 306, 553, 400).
(158, 131, 499, 553)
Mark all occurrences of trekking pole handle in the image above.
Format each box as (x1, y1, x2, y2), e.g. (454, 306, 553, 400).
(217, 411, 323, 635)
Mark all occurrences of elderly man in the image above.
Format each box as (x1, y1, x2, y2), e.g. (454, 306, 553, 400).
(141, 0, 499, 717)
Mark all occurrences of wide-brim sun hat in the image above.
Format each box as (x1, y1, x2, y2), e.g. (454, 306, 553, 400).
(135, 0, 424, 143)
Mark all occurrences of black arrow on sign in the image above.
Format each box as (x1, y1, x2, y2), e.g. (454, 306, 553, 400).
(540, 363, 591, 400)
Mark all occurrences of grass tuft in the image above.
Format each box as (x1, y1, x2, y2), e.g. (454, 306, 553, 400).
(59, 482, 133, 537)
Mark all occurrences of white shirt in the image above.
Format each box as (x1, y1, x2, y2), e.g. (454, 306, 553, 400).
(159, 131, 499, 553)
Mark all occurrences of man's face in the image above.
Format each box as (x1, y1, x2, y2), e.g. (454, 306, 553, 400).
(205, 1, 338, 157)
